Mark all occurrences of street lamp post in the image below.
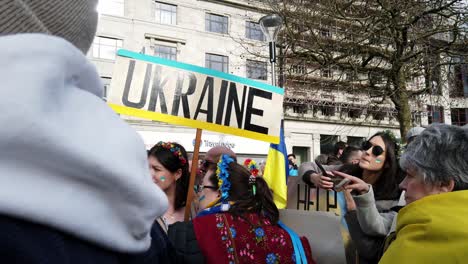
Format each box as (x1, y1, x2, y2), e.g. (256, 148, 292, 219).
(259, 14, 283, 87)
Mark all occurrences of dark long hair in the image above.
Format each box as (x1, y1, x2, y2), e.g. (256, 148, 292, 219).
(207, 161, 279, 224)
(340, 132, 402, 200)
(148, 142, 190, 210)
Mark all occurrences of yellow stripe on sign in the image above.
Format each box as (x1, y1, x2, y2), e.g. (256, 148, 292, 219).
(108, 104, 280, 144)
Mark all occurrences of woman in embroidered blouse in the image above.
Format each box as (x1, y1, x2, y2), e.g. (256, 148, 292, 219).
(148, 142, 190, 232)
(168, 154, 315, 264)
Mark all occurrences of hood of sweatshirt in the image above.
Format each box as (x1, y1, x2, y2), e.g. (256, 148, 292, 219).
(0, 33, 168, 253)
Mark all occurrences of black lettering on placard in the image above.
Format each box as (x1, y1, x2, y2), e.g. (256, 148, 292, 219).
(215, 80, 228, 125)
(244, 87, 272, 134)
(194, 77, 214, 122)
(148, 66, 168, 114)
(171, 72, 197, 118)
(122, 60, 151, 109)
(224, 82, 247, 128)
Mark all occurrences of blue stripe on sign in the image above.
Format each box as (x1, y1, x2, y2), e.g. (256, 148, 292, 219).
(117, 49, 284, 95)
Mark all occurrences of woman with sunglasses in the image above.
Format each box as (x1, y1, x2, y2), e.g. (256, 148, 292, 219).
(169, 154, 315, 264)
(300, 131, 402, 264)
(148, 142, 190, 232)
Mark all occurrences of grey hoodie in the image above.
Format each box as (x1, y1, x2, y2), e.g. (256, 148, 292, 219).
(0, 33, 168, 253)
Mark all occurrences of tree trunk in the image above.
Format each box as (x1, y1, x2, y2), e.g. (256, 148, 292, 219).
(392, 72, 412, 141)
(396, 90, 412, 141)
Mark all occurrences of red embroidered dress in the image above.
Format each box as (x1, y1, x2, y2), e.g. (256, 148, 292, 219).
(192, 212, 314, 264)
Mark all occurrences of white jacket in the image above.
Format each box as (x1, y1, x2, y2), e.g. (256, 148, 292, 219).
(0, 34, 168, 253)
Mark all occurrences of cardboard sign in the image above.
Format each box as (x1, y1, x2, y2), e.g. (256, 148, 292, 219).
(279, 209, 347, 264)
(108, 49, 284, 144)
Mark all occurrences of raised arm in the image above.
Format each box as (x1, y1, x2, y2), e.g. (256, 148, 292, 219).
(299, 162, 341, 189)
(333, 171, 395, 236)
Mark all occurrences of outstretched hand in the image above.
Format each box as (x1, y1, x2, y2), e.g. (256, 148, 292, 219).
(332, 171, 370, 195)
(309, 171, 334, 190)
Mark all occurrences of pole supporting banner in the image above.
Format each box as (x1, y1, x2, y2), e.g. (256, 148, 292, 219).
(184, 128, 203, 221)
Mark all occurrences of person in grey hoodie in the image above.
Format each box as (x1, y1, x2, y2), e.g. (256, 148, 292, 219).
(0, 0, 172, 263)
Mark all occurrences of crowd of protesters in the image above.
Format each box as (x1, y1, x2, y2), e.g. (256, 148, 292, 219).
(1, 1, 468, 263)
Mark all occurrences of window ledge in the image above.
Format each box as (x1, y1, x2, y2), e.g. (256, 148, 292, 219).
(204, 30, 230, 38)
(144, 33, 186, 44)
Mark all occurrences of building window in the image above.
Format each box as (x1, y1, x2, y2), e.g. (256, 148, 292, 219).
(427, 105, 444, 124)
(345, 70, 357, 81)
(245, 21, 264, 41)
(292, 105, 307, 114)
(347, 136, 366, 148)
(451, 108, 468, 126)
(318, 105, 336, 116)
(370, 110, 386, 121)
(92, 36, 123, 60)
(101, 77, 111, 101)
(291, 64, 306, 75)
(345, 29, 355, 41)
(155, 2, 176, 25)
(321, 67, 333, 78)
(97, 0, 124, 16)
(369, 72, 384, 84)
(346, 107, 362, 119)
(206, 53, 228, 73)
(292, 146, 309, 165)
(320, 135, 338, 155)
(246, 60, 267, 80)
(292, 22, 305, 33)
(450, 63, 468, 97)
(369, 33, 380, 45)
(319, 28, 332, 38)
(206, 13, 228, 34)
(154, 44, 177, 60)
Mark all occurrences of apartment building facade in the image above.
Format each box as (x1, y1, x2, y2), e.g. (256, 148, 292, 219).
(90, 0, 272, 161)
(91, 0, 468, 163)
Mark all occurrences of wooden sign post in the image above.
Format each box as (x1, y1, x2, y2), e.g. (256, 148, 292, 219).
(184, 128, 202, 221)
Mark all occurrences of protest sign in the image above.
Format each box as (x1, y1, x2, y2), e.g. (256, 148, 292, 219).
(280, 209, 346, 264)
(108, 49, 284, 144)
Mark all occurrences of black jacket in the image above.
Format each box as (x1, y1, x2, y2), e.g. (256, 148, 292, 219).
(167, 221, 205, 264)
(0, 214, 175, 264)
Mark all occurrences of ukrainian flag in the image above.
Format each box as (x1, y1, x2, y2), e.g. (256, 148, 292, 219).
(263, 121, 288, 209)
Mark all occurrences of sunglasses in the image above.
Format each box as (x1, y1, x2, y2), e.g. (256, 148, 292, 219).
(362, 141, 385, 156)
(194, 184, 218, 193)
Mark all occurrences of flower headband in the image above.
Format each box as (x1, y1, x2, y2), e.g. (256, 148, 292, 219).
(243, 159, 259, 196)
(243, 158, 259, 177)
(217, 154, 235, 201)
(154, 141, 187, 166)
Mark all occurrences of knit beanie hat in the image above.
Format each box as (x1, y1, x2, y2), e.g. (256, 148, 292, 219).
(406, 126, 425, 141)
(0, 0, 98, 53)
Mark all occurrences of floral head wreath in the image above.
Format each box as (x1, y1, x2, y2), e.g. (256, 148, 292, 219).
(154, 141, 187, 166)
(243, 159, 259, 196)
(217, 154, 235, 201)
(243, 158, 259, 177)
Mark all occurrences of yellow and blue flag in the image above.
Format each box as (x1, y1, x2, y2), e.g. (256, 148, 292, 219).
(263, 121, 288, 209)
